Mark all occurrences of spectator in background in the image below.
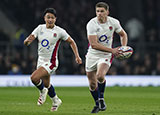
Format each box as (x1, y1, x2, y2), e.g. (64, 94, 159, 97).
(154, 52, 160, 75)
(0, 53, 6, 74)
(125, 17, 144, 44)
(8, 64, 22, 75)
(13, 27, 27, 51)
(21, 60, 32, 74)
(0, 30, 10, 54)
(155, 62, 160, 75)
(143, 54, 153, 75)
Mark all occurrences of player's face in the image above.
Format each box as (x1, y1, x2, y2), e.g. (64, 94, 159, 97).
(44, 13, 56, 28)
(96, 7, 109, 23)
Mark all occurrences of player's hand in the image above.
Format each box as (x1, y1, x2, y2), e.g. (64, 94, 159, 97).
(24, 35, 35, 46)
(75, 56, 82, 64)
(24, 40, 31, 46)
(111, 47, 120, 57)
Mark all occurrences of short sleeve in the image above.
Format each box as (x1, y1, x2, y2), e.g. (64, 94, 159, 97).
(114, 20, 123, 33)
(86, 21, 97, 36)
(31, 25, 40, 38)
(60, 29, 70, 41)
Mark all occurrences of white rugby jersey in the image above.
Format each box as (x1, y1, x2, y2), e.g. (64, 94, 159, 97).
(32, 24, 69, 60)
(86, 16, 122, 56)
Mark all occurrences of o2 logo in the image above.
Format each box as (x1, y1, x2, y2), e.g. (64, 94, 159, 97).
(99, 35, 109, 43)
(41, 39, 50, 49)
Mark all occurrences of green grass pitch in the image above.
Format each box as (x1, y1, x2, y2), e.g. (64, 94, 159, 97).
(0, 87, 160, 115)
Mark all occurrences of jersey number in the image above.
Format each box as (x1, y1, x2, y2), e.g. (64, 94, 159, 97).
(99, 35, 109, 43)
(41, 39, 50, 49)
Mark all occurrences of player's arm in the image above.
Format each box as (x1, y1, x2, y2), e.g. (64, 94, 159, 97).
(118, 29, 128, 46)
(66, 37, 82, 64)
(24, 35, 36, 46)
(88, 35, 119, 55)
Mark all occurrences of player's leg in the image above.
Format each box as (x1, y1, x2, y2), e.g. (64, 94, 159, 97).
(31, 67, 48, 88)
(87, 71, 100, 113)
(42, 76, 62, 111)
(47, 83, 62, 112)
(41, 71, 62, 111)
(42, 76, 56, 98)
(96, 63, 110, 111)
(44, 78, 62, 111)
(30, 67, 49, 105)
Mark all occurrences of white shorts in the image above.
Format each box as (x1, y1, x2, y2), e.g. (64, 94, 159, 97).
(85, 53, 113, 72)
(37, 57, 58, 75)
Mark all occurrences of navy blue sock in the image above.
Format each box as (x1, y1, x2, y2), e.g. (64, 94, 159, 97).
(90, 88, 99, 106)
(36, 79, 44, 91)
(48, 84, 56, 98)
(98, 80, 106, 98)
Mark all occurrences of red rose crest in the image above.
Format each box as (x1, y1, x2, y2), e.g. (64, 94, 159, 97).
(53, 33, 57, 37)
(109, 26, 113, 31)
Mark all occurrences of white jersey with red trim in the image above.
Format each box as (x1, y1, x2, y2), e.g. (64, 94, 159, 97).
(32, 24, 69, 60)
(86, 16, 123, 56)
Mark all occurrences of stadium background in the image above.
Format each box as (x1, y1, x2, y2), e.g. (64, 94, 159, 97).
(0, 1, 160, 115)
(0, 0, 160, 75)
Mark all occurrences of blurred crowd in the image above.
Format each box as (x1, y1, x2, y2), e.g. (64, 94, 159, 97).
(0, 0, 160, 75)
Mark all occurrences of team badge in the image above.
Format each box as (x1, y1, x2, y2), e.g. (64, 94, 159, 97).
(109, 26, 113, 31)
(53, 33, 57, 37)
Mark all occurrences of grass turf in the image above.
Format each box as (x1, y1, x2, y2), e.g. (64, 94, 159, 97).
(0, 87, 160, 115)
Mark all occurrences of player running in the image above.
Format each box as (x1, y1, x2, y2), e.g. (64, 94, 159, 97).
(85, 2, 128, 113)
(24, 8, 82, 111)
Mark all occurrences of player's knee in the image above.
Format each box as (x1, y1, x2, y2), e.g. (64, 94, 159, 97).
(97, 77, 105, 83)
(30, 75, 40, 84)
(96, 73, 105, 83)
(90, 82, 97, 90)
